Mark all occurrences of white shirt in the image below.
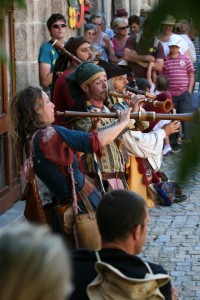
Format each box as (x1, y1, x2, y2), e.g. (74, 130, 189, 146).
(180, 34, 196, 62)
(155, 33, 189, 57)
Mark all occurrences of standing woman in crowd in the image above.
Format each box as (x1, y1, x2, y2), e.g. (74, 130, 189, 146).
(89, 13, 118, 62)
(84, 23, 103, 60)
(111, 17, 130, 63)
(156, 15, 191, 59)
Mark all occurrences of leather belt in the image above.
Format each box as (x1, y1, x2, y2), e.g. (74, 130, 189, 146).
(87, 172, 124, 180)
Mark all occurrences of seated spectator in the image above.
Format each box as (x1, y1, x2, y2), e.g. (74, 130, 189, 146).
(0, 223, 72, 300)
(128, 14, 141, 34)
(70, 190, 178, 300)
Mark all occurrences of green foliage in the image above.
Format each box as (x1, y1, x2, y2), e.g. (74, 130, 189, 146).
(176, 112, 200, 182)
(150, 0, 200, 31)
(0, 0, 25, 8)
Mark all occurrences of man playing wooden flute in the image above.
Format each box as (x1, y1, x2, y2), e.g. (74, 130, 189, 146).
(65, 62, 180, 196)
(65, 61, 180, 204)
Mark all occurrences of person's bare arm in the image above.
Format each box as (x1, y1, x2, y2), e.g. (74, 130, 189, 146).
(98, 108, 132, 146)
(104, 35, 120, 63)
(39, 62, 53, 87)
(151, 58, 164, 73)
(124, 47, 155, 63)
(136, 61, 149, 68)
(188, 72, 195, 94)
(147, 62, 154, 86)
(171, 286, 179, 300)
(184, 48, 192, 61)
(162, 121, 180, 136)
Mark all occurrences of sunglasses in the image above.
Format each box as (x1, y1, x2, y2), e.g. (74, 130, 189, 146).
(117, 26, 129, 30)
(92, 23, 102, 26)
(51, 24, 67, 29)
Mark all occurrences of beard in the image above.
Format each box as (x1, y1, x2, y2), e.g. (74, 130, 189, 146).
(100, 90, 109, 101)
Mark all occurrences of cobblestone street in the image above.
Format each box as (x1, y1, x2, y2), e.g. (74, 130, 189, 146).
(1, 149, 200, 299)
(141, 152, 200, 300)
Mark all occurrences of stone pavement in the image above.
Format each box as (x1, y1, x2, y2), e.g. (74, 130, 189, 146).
(0, 199, 26, 229)
(141, 151, 200, 300)
(0, 150, 200, 299)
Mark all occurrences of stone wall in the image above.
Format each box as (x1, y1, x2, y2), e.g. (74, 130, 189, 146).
(13, 0, 75, 91)
(13, 0, 153, 91)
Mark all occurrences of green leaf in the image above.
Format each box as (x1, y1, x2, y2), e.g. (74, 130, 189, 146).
(176, 111, 200, 182)
(150, 0, 200, 182)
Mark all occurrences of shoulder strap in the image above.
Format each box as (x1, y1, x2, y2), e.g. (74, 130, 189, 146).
(95, 250, 101, 262)
(143, 262, 153, 274)
(77, 190, 96, 218)
(22, 130, 47, 224)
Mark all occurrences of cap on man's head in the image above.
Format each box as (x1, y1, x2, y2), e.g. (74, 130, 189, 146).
(168, 35, 182, 47)
(116, 8, 128, 17)
(66, 61, 106, 88)
(140, 4, 151, 12)
(161, 15, 176, 25)
(65, 36, 89, 56)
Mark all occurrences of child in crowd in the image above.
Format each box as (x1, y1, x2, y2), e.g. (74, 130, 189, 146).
(137, 73, 173, 156)
(163, 34, 194, 142)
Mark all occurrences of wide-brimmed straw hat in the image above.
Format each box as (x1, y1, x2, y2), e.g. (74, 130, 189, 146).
(161, 15, 177, 26)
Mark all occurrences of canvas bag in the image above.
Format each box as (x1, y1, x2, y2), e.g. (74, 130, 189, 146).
(75, 190, 101, 250)
(87, 251, 170, 300)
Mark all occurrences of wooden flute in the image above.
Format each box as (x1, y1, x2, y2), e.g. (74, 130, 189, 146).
(126, 86, 161, 100)
(55, 110, 197, 122)
(52, 39, 82, 65)
(108, 91, 173, 113)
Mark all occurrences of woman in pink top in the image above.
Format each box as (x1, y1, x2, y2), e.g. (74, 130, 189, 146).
(111, 17, 130, 62)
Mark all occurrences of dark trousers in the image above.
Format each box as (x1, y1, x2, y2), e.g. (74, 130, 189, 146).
(172, 91, 192, 139)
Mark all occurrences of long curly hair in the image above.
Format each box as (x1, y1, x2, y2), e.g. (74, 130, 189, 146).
(9, 86, 45, 165)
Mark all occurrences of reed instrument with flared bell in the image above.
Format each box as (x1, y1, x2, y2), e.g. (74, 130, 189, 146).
(126, 86, 159, 100)
(108, 91, 173, 113)
(55, 110, 197, 122)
